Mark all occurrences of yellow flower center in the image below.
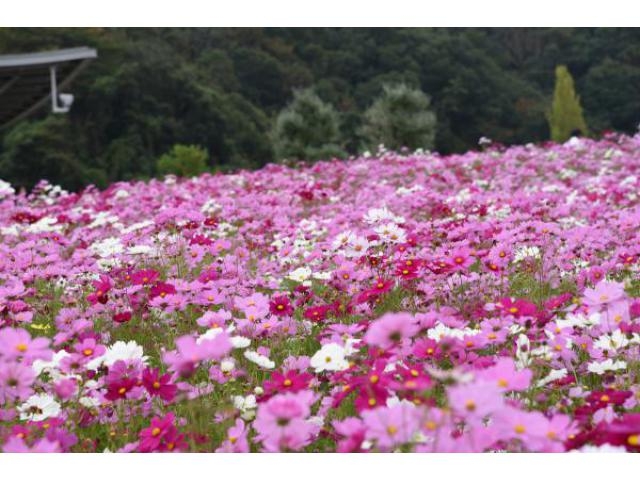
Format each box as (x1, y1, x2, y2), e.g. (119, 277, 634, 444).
(514, 425, 526, 434)
(497, 379, 508, 388)
(628, 435, 640, 446)
(368, 398, 377, 406)
(16, 343, 28, 352)
(369, 375, 379, 384)
(153, 381, 161, 389)
(600, 394, 610, 403)
(83, 348, 93, 356)
(386, 425, 398, 435)
(283, 379, 292, 387)
(152, 427, 161, 437)
(118, 387, 126, 395)
(465, 400, 476, 412)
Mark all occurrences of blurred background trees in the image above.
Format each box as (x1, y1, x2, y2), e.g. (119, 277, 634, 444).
(360, 83, 437, 151)
(1, 28, 639, 190)
(156, 144, 210, 177)
(272, 88, 346, 162)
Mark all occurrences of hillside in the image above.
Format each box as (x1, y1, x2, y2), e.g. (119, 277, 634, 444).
(1, 28, 640, 190)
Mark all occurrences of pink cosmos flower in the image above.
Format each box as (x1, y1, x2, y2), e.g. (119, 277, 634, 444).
(215, 419, 249, 453)
(0, 328, 52, 363)
(196, 310, 232, 328)
(73, 337, 106, 361)
(448, 380, 504, 420)
(2, 436, 61, 453)
(361, 403, 422, 450)
(163, 333, 232, 376)
(583, 280, 626, 308)
(476, 357, 532, 391)
(0, 362, 36, 403)
(253, 390, 317, 452)
(363, 312, 419, 349)
(493, 406, 548, 451)
(333, 417, 367, 453)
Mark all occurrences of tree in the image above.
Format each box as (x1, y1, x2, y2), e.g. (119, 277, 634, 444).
(548, 65, 589, 142)
(0, 116, 105, 191)
(156, 144, 209, 177)
(272, 88, 346, 162)
(360, 83, 437, 152)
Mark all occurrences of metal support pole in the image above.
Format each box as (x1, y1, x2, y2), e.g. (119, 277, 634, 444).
(50, 65, 59, 112)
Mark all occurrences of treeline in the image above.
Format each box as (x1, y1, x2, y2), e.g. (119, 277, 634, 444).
(0, 28, 639, 190)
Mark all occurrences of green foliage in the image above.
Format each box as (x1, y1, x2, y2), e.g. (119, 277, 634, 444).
(548, 65, 589, 142)
(156, 144, 209, 177)
(360, 83, 437, 151)
(0, 116, 106, 191)
(272, 88, 346, 162)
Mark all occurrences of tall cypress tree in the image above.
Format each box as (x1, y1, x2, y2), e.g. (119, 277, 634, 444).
(548, 65, 589, 142)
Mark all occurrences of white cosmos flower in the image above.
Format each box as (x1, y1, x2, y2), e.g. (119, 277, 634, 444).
(536, 368, 568, 388)
(19, 394, 61, 422)
(587, 359, 627, 375)
(220, 359, 235, 373)
(32, 350, 71, 377)
(90, 237, 124, 258)
(594, 330, 629, 352)
(87, 341, 147, 370)
(364, 207, 404, 225)
(514, 245, 541, 263)
(287, 267, 312, 283)
(127, 245, 155, 256)
(244, 350, 275, 369)
(571, 444, 627, 453)
(233, 394, 257, 420)
(310, 343, 349, 373)
(374, 223, 406, 244)
(0, 179, 15, 198)
(332, 231, 356, 250)
(344, 236, 370, 258)
(231, 336, 251, 349)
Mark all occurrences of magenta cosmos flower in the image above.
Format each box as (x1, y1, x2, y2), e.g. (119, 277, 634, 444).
(363, 312, 419, 349)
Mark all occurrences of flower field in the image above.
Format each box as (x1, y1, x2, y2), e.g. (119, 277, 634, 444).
(3, 133, 640, 452)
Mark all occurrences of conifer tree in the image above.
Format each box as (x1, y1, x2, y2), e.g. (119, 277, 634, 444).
(548, 65, 589, 142)
(272, 88, 346, 163)
(360, 83, 437, 152)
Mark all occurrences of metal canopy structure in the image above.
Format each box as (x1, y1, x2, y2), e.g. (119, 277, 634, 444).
(0, 47, 97, 129)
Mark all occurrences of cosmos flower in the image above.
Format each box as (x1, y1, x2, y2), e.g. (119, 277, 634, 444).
(310, 343, 349, 373)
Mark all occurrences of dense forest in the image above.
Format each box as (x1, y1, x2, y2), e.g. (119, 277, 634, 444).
(1, 28, 639, 190)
